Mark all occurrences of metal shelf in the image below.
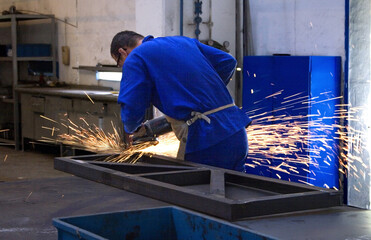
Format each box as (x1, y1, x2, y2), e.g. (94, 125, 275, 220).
(75, 65, 122, 72)
(0, 56, 53, 61)
(17, 56, 54, 61)
(0, 13, 57, 150)
(0, 137, 15, 145)
(0, 98, 14, 104)
(0, 57, 11, 61)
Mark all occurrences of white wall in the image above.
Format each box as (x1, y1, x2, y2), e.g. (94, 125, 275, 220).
(0, 0, 135, 90)
(0, 0, 345, 90)
(181, 0, 237, 96)
(135, 0, 237, 97)
(135, 0, 165, 38)
(77, 0, 135, 89)
(136, 0, 345, 97)
(249, 0, 345, 60)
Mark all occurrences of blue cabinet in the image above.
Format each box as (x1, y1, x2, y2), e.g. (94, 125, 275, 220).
(243, 56, 341, 188)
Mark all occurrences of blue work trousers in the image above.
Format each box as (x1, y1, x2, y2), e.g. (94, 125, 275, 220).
(185, 128, 248, 172)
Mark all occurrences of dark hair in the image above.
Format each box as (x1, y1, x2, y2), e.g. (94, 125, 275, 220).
(110, 31, 144, 58)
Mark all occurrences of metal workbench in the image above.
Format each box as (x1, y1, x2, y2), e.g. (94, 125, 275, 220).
(15, 86, 123, 152)
(15, 86, 119, 102)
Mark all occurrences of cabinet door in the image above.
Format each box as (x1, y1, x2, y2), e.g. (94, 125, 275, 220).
(243, 56, 275, 115)
(243, 57, 275, 178)
(102, 103, 123, 135)
(68, 99, 122, 136)
(308, 56, 341, 188)
(29, 95, 47, 141)
(243, 57, 311, 181)
(270, 57, 311, 182)
(272, 56, 310, 118)
(68, 99, 105, 130)
(20, 94, 34, 139)
(243, 56, 341, 188)
(40, 96, 72, 140)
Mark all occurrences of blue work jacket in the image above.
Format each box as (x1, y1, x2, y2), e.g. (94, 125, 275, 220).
(118, 35, 251, 153)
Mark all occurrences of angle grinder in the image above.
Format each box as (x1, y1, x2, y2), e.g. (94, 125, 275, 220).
(132, 116, 172, 144)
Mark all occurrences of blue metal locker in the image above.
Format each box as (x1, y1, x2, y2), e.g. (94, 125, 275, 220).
(243, 56, 341, 189)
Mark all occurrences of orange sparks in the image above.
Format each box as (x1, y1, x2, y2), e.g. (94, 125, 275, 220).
(38, 89, 369, 190)
(26, 192, 32, 201)
(80, 117, 90, 126)
(84, 91, 95, 104)
(298, 180, 314, 186)
(265, 89, 284, 99)
(40, 115, 58, 124)
(42, 126, 59, 136)
(245, 89, 369, 189)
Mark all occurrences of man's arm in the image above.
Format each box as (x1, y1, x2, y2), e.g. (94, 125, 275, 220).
(118, 53, 152, 134)
(195, 40, 237, 85)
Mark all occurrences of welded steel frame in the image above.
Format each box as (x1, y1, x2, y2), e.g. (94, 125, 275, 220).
(54, 154, 343, 221)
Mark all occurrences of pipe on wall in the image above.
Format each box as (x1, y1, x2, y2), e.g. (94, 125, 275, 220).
(235, 0, 242, 107)
(243, 0, 254, 56)
(180, 0, 183, 36)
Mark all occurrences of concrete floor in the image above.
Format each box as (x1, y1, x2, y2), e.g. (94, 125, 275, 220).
(0, 145, 167, 239)
(2, 145, 371, 240)
(0, 145, 69, 182)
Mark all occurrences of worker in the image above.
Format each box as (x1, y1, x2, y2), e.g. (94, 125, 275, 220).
(110, 31, 251, 172)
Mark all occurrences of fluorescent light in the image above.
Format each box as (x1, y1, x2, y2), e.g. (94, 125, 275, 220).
(96, 72, 122, 81)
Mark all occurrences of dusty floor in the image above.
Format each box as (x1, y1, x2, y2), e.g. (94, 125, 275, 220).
(0, 145, 167, 239)
(0, 145, 69, 182)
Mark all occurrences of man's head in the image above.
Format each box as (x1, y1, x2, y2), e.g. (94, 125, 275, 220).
(110, 31, 144, 67)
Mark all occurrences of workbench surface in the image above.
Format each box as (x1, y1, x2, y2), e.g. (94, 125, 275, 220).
(16, 86, 119, 102)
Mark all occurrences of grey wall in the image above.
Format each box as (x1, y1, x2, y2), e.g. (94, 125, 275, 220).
(249, 0, 345, 61)
(347, 0, 371, 209)
(0, 0, 346, 90)
(135, 0, 237, 97)
(0, 0, 136, 90)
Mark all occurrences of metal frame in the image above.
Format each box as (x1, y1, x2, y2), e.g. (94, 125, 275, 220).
(0, 14, 57, 150)
(55, 154, 343, 221)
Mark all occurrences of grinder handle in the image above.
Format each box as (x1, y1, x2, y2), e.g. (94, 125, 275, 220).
(143, 115, 172, 137)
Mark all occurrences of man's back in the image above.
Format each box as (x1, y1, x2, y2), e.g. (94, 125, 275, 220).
(120, 35, 250, 153)
(128, 36, 234, 120)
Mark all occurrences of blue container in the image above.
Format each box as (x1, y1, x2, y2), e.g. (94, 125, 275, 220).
(17, 44, 51, 57)
(53, 206, 274, 240)
(242, 56, 341, 189)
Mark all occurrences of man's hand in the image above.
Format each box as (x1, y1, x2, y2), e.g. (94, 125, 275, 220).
(132, 125, 147, 140)
(123, 131, 133, 147)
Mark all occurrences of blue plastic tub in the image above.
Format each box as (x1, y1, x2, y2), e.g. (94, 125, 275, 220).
(53, 206, 274, 240)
